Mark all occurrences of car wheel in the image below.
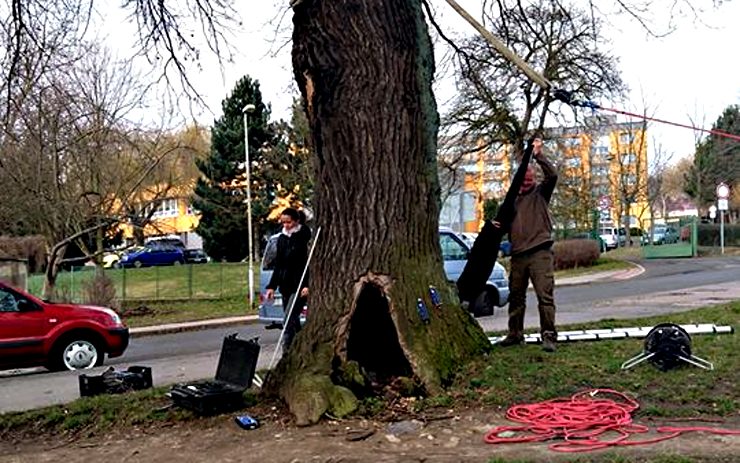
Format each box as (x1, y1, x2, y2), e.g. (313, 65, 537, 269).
(472, 288, 497, 317)
(133, 260, 143, 268)
(173, 259, 182, 266)
(49, 335, 104, 371)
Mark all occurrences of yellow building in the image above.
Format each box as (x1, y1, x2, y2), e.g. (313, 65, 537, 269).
(119, 182, 204, 248)
(441, 118, 649, 233)
(439, 137, 511, 232)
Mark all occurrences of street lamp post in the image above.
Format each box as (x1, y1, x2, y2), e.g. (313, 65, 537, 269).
(243, 104, 256, 310)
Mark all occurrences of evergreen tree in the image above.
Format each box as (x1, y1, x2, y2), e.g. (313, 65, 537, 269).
(193, 76, 272, 262)
(685, 105, 740, 209)
(257, 97, 315, 232)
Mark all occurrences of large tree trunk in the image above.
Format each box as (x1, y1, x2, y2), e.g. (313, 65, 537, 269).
(265, 0, 490, 425)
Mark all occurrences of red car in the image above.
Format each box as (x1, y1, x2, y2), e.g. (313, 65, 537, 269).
(0, 282, 129, 371)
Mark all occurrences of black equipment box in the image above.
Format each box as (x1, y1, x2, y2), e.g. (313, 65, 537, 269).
(79, 365, 153, 397)
(169, 334, 260, 415)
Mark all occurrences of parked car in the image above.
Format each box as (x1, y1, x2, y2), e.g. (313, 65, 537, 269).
(102, 251, 121, 268)
(183, 249, 209, 264)
(459, 232, 477, 248)
(459, 231, 511, 257)
(499, 240, 512, 257)
(145, 236, 185, 249)
(257, 229, 510, 326)
(642, 225, 679, 245)
(598, 227, 627, 250)
(0, 282, 129, 371)
(119, 245, 185, 268)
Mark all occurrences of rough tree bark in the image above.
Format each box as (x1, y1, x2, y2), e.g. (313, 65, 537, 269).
(264, 0, 491, 425)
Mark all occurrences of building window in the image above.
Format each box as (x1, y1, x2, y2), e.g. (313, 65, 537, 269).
(565, 157, 581, 168)
(620, 152, 637, 164)
(186, 203, 200, 216)
(562, 176, 582, 187)
(621, 174, 637, 186)
(619, 132, 634, 145)
(151, 198, 179, 218)
(594, 185, 610, 196)
(591, 166, 609, 177)
(562, 137, 580, 148)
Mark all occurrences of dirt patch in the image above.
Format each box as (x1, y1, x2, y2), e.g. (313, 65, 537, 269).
(2, 407, 738, 463)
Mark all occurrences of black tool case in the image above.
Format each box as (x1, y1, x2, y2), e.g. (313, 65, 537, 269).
(79, 365, 153, 397)
(169, 334, 260, 415)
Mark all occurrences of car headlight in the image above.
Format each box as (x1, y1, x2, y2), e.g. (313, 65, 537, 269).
(101, 308, 122, 325)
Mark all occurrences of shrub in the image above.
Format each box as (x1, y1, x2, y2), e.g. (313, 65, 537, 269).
(697, 223, 740, 247)
(553, 239, 600, 270)
(0, 235, 47, 273)
(82, 270, 119, 309)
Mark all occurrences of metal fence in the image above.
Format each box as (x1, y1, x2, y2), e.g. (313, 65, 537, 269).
(27, 262, 254, 303)
(642, 217, 697, 259)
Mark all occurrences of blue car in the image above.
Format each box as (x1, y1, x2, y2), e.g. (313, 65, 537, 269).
(119, 245, 185, 268)
(258, 228, 510, 326)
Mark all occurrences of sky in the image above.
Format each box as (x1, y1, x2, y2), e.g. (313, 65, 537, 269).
(101, 1, 740, 165)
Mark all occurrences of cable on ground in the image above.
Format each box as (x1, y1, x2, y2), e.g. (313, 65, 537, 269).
(484, 389, 740, 453)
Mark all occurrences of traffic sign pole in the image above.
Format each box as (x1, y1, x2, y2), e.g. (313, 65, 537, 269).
(716, 183, 730, 255)
(721, 208, 724, 255)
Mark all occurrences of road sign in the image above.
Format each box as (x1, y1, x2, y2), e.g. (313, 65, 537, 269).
(598, 195, 611, 211)
(718, 199, 729, 211)
(716, 183, 730, 199)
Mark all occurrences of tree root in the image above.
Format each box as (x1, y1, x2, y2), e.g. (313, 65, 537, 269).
(283, 373, 359, 426)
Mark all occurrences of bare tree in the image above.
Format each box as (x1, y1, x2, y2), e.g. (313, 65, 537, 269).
(0, 38, 201, 298)
(444, 0, 626, 162)
(1, 0, 240, 113)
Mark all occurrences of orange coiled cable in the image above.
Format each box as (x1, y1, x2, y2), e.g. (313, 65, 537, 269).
(484, 389, 740, 453)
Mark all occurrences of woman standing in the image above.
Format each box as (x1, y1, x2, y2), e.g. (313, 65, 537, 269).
(264, 208, 311, 352)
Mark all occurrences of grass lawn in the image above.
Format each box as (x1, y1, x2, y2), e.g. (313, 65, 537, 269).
(2, 301, 737, 443)
(425, 301, 739, 418)
(120, 296, 253, 328)
(24, 263, 260, 328)
(26, 262, 257, 303)
(497, 254, 635, 277)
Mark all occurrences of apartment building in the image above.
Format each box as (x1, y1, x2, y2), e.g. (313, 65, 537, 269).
(119, 183, 203, 249)
(440, 117, 650, 233)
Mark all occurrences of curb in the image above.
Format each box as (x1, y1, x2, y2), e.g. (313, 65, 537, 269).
(129, 315, 259, 338)
(554, 261, 645, 287)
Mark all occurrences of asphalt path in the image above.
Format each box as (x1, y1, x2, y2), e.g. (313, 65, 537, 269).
(1, 257, 738, 414)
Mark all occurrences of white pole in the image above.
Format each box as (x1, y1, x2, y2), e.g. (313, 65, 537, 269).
(720, 209, 725, 255)
(243, 104, 256, 310)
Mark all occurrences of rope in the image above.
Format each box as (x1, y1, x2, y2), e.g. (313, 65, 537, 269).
(555, 90, 740, 142)
(484, 389, 740, 453)
(441, 0, 740, 143)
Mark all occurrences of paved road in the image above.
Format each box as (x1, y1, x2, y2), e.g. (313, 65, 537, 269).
(1, 257, 738, 414)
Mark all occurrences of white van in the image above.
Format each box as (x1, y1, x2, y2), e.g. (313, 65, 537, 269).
(599, 227, 627, 250)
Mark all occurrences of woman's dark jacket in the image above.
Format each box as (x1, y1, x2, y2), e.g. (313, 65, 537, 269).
(266, 225, 311, 296)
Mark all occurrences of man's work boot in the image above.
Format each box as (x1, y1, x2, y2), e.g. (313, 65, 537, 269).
(497, 333, 524, 347)
(542, 331, 557, 353)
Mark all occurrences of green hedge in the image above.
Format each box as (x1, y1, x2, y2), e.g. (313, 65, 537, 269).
(697, 223, 740, 247)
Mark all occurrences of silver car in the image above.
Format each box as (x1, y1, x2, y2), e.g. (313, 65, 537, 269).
(258, 229, 509, 326)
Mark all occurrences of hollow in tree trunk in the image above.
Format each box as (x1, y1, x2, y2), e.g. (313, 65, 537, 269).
(265, 0, 491, 425)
